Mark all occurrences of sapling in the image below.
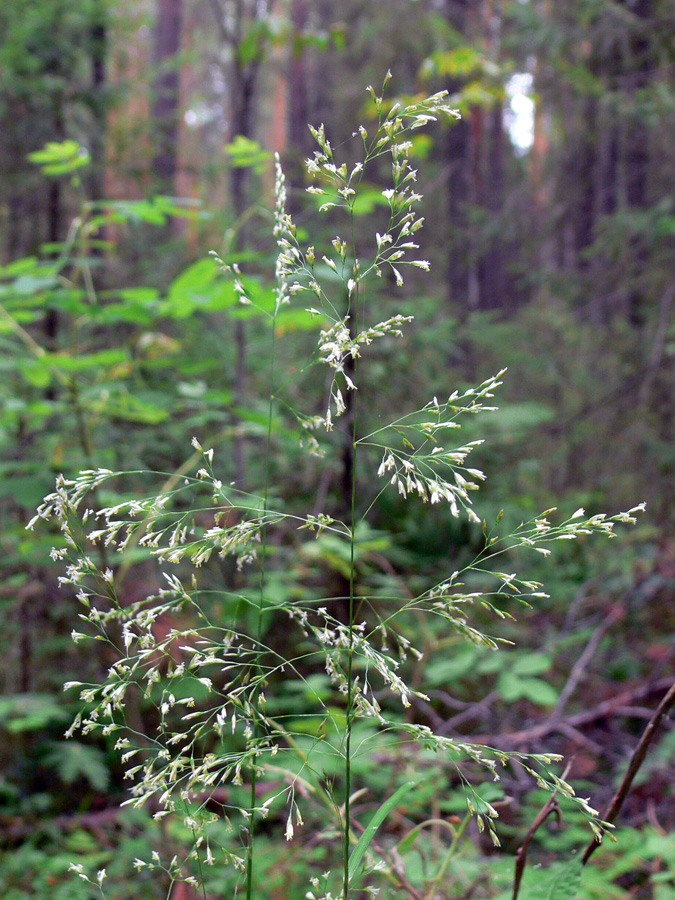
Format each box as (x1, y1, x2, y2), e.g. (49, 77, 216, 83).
(30, 73, 644, 900)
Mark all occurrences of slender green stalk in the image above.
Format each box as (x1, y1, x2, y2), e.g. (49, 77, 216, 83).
(246, 309, 278, 900)
(190, 825, 209, 900)
(343, 235, 361, 900)
(423, 812, 471, 900)
(343, 387, 358, 900)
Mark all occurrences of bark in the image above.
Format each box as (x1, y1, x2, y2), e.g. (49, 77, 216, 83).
(152, 0, 183, 192)
(622, 0, 652, 327)
(88, 9, 108, 203)
(444, 0, 506, 313)
(443, 0, 472, 312)
(478, 102, 505, 310)
(44, 104, 65, 359)
(444, 117, 471, 311)
(284, 0, 310, 208)
(208, 0, 271, 488)
(572, 96, 597, 263)
(289, 0, 308, 149)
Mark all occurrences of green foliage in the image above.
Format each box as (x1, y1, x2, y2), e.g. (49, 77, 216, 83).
(225, 136, 273, 173)
(45, 741, 110, 792)
(0, 808, 181, 900)
(28, 140, 92, 177)
(1, 1, 673, 896)
(0, 693, 69, 732)
(517, 856, 583, 900)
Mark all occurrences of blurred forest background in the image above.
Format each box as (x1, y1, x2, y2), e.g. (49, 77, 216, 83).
(1, 0, 675, 897)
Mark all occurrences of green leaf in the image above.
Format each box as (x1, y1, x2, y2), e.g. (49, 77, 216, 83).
(93, 391, 170, 424)
(236, 20, 270, 68)
(92, 287, 159, 325)
(0, 693, 69, 733)
(163, 258, 239, 317)
(348, 780, 420, 885)
(19, 358, 53, 388)
(117, 287, 161, 303)
(428, 46, 483, 77)
(168, 258, 217, 296)
(513, 653, 552, 677)
(396, 822, 425, 856)
(102, 198, 167, 225)
(93, 301, 157, 325)
(520, 856, 583, 900)
(47, 348, 129, 373)
(0, 256, 40, 278)
(153, 195, 204, 220)
(45, 741, 110, 792)
(275, 307, 323, 333)
(28, 140, 90, 176)
(498, 671, 558, 705)
(225, 135, 272, 173)
(0, 474, 54, 507)
(39, 288, 89, 316)
(517, 678, 559, 706)
(497, 670, 520, 702)
(425, 649, 478, 685)
(12, 273, 59, 295)
(351, 187, 391, 216)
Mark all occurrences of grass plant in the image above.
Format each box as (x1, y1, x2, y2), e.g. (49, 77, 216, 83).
(30, 75, 644, 900)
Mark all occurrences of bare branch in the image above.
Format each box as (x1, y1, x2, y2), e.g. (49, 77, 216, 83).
(582, 679, 675, 864)
(475, 677, 674, 748)
(552, 605, 622, 719)
(512, 761, 572, 900)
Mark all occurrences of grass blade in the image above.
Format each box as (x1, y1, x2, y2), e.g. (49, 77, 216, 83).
(348, 779, 420, 886)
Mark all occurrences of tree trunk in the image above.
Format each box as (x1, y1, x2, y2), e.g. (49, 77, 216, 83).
(152, 0, 183, 193)
(88, 8, 107, 203)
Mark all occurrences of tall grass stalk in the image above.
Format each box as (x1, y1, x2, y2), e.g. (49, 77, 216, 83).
(30, 75, 645, 900)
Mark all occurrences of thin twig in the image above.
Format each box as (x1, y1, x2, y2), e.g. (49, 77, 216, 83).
(426, 689, 474, 711)
(555, 722, 603, 754)
(612, 705, 660, 719)
(512, 761, 572, 900)
(563, 580, 594, 630)
(583, 679, 675, 864)
(438, 691, 501, 735)
(475, 677, 674, 747)
(646, 799, 666, 836)
(639, 282, 675, 406)
(552, 605, 622, 719)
